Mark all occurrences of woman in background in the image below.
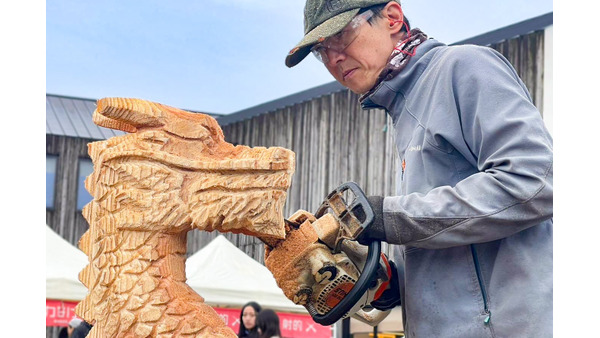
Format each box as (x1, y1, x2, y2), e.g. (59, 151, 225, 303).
(256, 309, 282, 338)
(238, 301, 262, 338)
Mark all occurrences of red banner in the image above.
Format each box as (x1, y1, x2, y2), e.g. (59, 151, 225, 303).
(46, 299, 79, 327)
(46, 300, 331, 337)
(213, 307, 331, 338)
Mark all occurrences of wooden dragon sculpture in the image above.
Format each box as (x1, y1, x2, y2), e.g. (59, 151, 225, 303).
(75, 98, 295, 337)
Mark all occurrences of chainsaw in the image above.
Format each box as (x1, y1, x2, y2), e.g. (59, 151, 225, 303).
(263, 182, 393, 326)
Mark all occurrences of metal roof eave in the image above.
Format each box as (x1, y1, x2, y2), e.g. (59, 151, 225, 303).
(217, 81, 346, 126)
(451, 12, 552, 46)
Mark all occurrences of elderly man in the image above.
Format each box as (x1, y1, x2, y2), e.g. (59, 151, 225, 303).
(286, 1, 553, 337)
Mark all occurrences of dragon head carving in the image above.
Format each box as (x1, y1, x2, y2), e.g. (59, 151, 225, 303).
(76, 97, 295, 337)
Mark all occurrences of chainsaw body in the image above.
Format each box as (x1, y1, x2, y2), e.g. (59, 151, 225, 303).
(264, 183, 392, 326)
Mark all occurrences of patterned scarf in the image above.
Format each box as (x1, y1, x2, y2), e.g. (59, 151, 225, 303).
(360, 28, 428, 102)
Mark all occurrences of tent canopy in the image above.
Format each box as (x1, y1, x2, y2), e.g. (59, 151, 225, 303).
(45, 225, 89, 301)
(185, 235, 306, 313)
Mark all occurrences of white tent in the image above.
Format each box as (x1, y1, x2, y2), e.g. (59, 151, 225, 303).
(45, 226, 304, 313)
(45, 225, 89, 301)
(185, 235, 306, 313)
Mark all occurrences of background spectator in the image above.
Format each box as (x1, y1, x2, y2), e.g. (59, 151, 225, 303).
(256, 309, 282, 338)
(70, 320, 92, 338)
(238, 301, 262, 338)
(67, 317, 82, 337)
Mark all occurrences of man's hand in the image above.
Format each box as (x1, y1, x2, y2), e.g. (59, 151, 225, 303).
(355, 196, 386, 245)
(371, 260, 401, 311)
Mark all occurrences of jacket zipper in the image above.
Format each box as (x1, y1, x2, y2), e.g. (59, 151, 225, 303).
(470, 244, 491, 325)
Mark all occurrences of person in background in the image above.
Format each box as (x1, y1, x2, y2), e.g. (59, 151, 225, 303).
(58, 327, 68, 338)
(66, 317, 82, 337)
(256, 309, 282, 338)
(70, 319, 92, 338)
(238, 301, 262, 338)
(285, 0, 552, 336)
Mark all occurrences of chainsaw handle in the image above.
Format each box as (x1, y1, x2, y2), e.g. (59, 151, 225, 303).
(311, 240, 381, 326)
(315, 182, 375, 242)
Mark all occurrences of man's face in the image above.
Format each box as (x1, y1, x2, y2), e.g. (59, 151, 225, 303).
(322, 15, 396, 94)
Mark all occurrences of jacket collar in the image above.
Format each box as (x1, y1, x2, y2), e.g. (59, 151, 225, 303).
(360, 39, 446, 112)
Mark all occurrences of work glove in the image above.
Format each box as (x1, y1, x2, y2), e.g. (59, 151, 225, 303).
(355, 196, 386, 246)
(371, 260, 401, 311)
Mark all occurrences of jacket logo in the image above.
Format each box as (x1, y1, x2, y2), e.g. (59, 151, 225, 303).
(407, 145, 422, 152)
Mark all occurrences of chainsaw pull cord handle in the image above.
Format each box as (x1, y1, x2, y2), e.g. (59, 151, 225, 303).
(311, 182, 381, 326)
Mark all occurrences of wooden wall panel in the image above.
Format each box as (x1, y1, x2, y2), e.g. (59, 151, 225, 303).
(491, 31, 545, 114)
(46, 135, 94, 246)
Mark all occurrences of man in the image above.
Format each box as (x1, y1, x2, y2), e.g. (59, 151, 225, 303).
(286, 1, 553, 337)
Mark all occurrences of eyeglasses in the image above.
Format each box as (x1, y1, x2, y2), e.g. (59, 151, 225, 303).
(311, 9, 374, 64)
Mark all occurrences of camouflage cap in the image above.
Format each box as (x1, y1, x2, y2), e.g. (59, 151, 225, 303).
(285, 0, 399, 68)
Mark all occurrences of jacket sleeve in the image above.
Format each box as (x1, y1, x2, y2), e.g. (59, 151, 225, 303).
(382, 46, 553, 249)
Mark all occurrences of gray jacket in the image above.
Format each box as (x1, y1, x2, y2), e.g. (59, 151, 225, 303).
(361, 39, 553, 337)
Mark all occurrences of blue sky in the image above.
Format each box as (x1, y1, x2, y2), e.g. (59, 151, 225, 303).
(46, 0, 552, 115)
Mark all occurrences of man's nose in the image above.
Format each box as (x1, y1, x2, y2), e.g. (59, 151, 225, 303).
(325, 48, 346, 66)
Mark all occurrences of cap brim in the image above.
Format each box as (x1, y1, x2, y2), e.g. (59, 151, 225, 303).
(285, 8, 361, 68)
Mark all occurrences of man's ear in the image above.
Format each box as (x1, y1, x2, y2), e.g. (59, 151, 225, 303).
(383, 1, 405, 35)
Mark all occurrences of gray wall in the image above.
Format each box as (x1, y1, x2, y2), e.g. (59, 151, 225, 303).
(46, 134, 93, 245)
(491, 31, 546, 113)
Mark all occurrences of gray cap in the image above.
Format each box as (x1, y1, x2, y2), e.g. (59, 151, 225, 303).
(285, 0, 398, 67)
